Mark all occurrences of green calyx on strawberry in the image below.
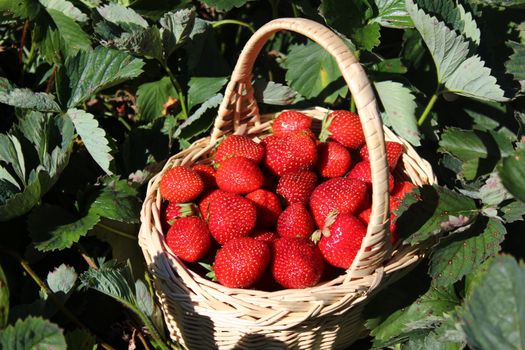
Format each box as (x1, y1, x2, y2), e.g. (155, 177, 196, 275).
(162, 202, 197, 225)
(165, 216, 212, 263)
(319, 110, 365, 150)
(214, 135, 265, 164)
(215, 156, 264, 194)
(159, 166, 204, 203)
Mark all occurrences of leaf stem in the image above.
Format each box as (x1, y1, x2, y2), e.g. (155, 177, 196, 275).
(162, 63, 188, 119)
(417, 88, 441, 126)
(96, 223, 137, 240)
(211, 19, 255, 34)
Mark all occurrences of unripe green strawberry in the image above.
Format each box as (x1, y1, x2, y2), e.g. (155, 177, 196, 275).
(166, 217, 212, 263)
(273, 110, 312, 137)
(318, 214, 366, 269)
(276, 171, 318, 206)
(208, 191, 257, 244)
(359, 141, 404, 170)
(263, 130, 318, 176)
(316, 141, 352, 178)
(214, 135, 265, 164)
(216, 156, 263, 194)
(319, 110, 365, 150)
(213, 237, 270, 288)
(272, 237, 324, 289)
(159, 166, 204, 203)
(347, 161, 395, 192)
(246, 189, 282, 228)
(276, 203, 314, 239)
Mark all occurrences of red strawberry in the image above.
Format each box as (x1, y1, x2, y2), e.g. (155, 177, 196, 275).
(245, 189, 282, 228)
(216, 156, 263, 194)
(214, 135, 265, 164)
(318, 214, 366, 269)
(359, 141, 404, 170)
(208, 191, 257, 244)
(309, 177, 368, 228)
(272, 237, 324, 289)
(273, 110, 312, 137)
(251, 229, 278, 243)
(358, 206, 397, 244)
(276, 203, 314, 239)
(162, 202, 196, 225)
(391, 181, 416, 203)
(347, 161, 395, 193)
(263, 130, 318, 176)
(192, 164, 217, 190)
(213, 237, 270, 288)
(316, 141, 352, 178)
(198, 189, 225, 220)
(319, 110, 365, 150)
(165, 217, 212, 263)
(276, 171, 318, 206)
(160, 166, 204, 203)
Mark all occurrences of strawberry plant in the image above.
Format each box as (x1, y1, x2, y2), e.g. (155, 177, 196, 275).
(0, 0, 524, 349)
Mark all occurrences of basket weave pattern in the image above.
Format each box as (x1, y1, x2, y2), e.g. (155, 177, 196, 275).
(139, 18, 436, 349)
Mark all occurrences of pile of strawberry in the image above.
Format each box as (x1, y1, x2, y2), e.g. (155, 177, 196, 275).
(159, 110, 415, 290)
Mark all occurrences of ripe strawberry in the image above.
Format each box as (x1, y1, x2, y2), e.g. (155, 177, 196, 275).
(347, 161, 395, 193)
(246, 189, 282, 228)
(316, 141, 352, 178)
(251, 229, 278, 243)
(276, 203, 314, 239)
(192, 164, 217, 190)
(159, 166, 204, 203)
(309, 177, 368, 228)
(391, 181, 416, 203)
(272, 237, 324, 289)
(214, 135, 265, 164)
(318, 214, 367, 269)
(273, 110, 312, 137)
(263, 130, 318, 177)
(359, 141, 404, 170)
(213, 237, 270, 288)
(198, 189, 225, 220)
(358, 206, 397, 244)
(276, 171, 318, 206)
(215, 156, 263, 194)
(165, 217, 212, 263)
(162, 202, 196, 225)
(319, 110, 365, 150)
(208, 191, 257, 244)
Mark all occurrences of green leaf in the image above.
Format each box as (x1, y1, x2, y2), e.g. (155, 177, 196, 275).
(64, 329, 96, 350)
(0, 134, 27, 185)
(159, 8, 196, 57)
(429, 217, 506, 286)
(174, 93, 222, 144)
(501, 200, 525, 223)
(135, 280, 153, 317)
(108, 27, 164, 62)
(67, 109, 113, 175)
(64, 46, 144, 108)
(401, 316, 465, 350)
(468, 0, 525, 8)
(88, 178, 140, 223)
(498, 148, 525, 203)
(0, 0, 40, 19)
(374, 80, 420, 146)
(0, 264, 8, 329)
(370, 285, 459, 347)
(459, 255, 525, 350)
(39, 27, 66, 65)
(395, 185, 479, 245)
(372, 0, 413, 28)
(283, 41, 347, 103)
(369, 58, 408, 74)
(28, 204, 100, 251)
(46, 264, 77, 296)
(97, 2, 148, 31)
(46, 9, 91, 56)
(136, 77, 177, 122)
(187, 76, 227, 110)
(39, 0, 88, 22)
(406, 0, 507, 101)
(253, 80, 303, 106)
(0, 78, 61, 112)
(0, 171, 45, 222)
(0, 316, 66, 350)
(479, 172, 513, 206)
(199, 0, 248, 11)
(506, 41, 525, 92)
(438, 128, 514, 181)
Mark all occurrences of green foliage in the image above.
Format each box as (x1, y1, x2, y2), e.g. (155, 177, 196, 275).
(372, 0, 413, 28)
(0, 264, 8, 329)
(498, 148, 525, 202)
(0, 78, 61, 112)
(136, 77, 178, 122)
(506, 41, 525, 91)
(0, 317, 66, 350)
(64, 330, 96, 350)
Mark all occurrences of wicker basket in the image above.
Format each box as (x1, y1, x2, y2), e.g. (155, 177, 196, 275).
(139, 18, 436, 350)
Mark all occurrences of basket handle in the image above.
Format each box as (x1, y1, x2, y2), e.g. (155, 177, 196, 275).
(212, 18, 392, 274)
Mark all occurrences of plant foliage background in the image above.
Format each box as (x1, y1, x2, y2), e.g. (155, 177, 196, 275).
(0, 0, 524, 349)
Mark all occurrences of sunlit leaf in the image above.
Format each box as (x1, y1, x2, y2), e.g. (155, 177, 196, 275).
(0, 316, 66, 350)
(372, 0, 413, 28)
(187, 76, 227, 110)
(498, 148, 525, 203)
(39, 0, 88, 22)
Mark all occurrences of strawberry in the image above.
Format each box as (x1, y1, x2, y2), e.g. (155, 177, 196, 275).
(162, 202, 196, 225)
(359, 141, 404, 170)
(318, 214, 367, 269)
(251, 229, 278, 243)
(214, 135, 265, 164)
(213, 237, 270, 288)
(192, 164, 217, 190)
(207, 191, 257, 244)
(319, 110, 365, 150)
(215, 156, 263, 194)
(276, 171, 318, 206)
(159, 166, 204, 203)
(273, 110, 312, 137)
(272, 237, 324, 289)
(198, 189, 225, 220)
(347, 161, 395, 193)
(391, 181, 416, 203)
(276, 203, 314, 239)
(316, 141, 352, 178)
(309, 177, 368, 228)
(263, 130, 318, 177)
(358, 205, 397, 244)
(245, 189, 282, 228)
(165, 217, 212, 263)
